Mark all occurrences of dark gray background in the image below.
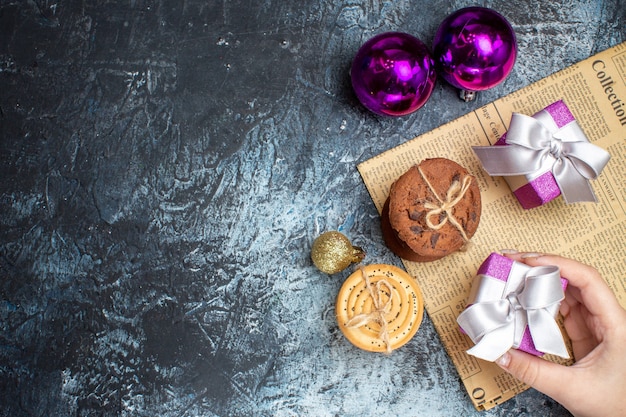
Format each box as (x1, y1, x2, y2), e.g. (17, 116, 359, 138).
(1, 1, 624, 416)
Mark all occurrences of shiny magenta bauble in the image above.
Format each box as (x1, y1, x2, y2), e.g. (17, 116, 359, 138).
(433, 7, 517, 94)
(351, 32, 436, 116)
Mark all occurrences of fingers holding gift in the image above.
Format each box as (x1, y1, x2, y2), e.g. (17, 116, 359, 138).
(502, 252, 626, 350)
(561, 298, 602, 361)
(496, 348, 574, 400)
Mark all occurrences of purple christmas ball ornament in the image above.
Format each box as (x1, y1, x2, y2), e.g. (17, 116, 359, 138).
(351, 32, 437, 116)
(433, 7, 517, 101)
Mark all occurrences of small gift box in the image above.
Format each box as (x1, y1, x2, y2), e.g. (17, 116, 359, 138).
(457, 253, 570, 362)
(472, 100, 611, 209)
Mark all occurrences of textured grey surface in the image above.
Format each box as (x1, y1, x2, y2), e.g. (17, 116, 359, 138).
(1, 0, 624, 416)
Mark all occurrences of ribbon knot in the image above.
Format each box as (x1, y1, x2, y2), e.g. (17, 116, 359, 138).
(472, 110, 610, 203)
(549, 137, 563, 159)
(505, 292, 522, 317)
(457, 265, 570, 362)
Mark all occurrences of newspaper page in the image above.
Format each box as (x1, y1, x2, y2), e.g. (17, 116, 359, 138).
(357, 42, 626, 410)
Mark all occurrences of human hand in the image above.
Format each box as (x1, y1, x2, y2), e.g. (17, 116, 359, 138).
(496, 252, 626, 417)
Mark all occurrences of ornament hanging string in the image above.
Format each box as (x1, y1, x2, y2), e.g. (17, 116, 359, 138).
(418, 166, 473, 244)
(345, 267, 394, 354)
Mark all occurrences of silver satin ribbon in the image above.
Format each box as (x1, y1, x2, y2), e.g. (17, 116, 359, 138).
(457, 264, 570, 362)
(472, 111, 610, 203)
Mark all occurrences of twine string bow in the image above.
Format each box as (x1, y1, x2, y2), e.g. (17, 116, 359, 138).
(418, 166, 473, 242)
(345, 267, 394, 353)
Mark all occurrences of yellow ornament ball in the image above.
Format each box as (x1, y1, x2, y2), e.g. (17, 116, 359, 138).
(311, 231, 365, 274)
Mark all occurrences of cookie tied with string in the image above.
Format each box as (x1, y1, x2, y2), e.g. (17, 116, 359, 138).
(382, 158, 482, 262)
(336, 264, 424, 353)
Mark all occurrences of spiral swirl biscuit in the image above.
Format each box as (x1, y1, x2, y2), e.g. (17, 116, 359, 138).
(336, 264, 424, 352)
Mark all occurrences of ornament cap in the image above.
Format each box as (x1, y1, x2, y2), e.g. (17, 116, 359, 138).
(459, 89, 477, 102)
(351, 246, 366, 263)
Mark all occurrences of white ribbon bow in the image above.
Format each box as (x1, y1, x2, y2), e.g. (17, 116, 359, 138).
(457, 265, 570, 362)
(473, 112, 610, 203)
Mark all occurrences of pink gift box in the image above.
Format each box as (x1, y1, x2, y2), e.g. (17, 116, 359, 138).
(494, 100, 577, 209)
(462, 253, 568, 357)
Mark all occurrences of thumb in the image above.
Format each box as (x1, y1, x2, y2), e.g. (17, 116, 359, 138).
(496, 349, 572, 401)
